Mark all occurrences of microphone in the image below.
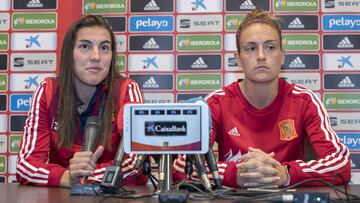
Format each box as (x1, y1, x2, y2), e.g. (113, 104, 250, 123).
(101, 137, 124, 188)
(205, 148, 222, 189)
(134, 154, 147, 170)
(82, 116, 100, 182)
(192, 154, 212, 192)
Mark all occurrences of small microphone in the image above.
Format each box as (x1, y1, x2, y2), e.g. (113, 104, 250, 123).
(82, 116, 100, 182)
(205, 148, 222, 189)
(134, 154, 147, 170)
(101, 137, 124, 188)
(114, 138, 124, 166)
(185, 155, 193, 178)
(158, 154, 166, 192)
(193, 154, 212, 191)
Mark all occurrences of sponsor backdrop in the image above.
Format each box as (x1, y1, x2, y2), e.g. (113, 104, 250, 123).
(0, 0, 359, 183)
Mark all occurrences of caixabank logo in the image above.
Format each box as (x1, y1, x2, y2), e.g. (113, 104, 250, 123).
(129, 35, 173, 51)
(10, 73, 55, 92)
(13, 0, 57, 10)
(276, 15, 319, 31)
(282, 54, 320, 70)
(177, 73, 222, 91)
(0, 34, 8, 51)
(177, 34, 222, 52)
(177, 54, 222, 71)
(324, 93, 360, 110)
(282, 34, 319, 51)
(226, 0, 269, 12)
(83, 0, 126, 14)
(322, 0, 360, 12)
(12, 12, 57, 30)
(128, 54, 173, 71)
(323, 15, 360, 31)
(129, 16, 174, 32)
(177, 15, 222, 32)
(323, 53, 360, 71)
(0, 54, 8, 71)
(177, 0, 222, 13)
(0, 13, 10, 31)
(329, 112, 360, 131)
(323, 34, 360, 50)
(324, 74, 360, 90)
(11, 32, 57, 51)
(130, 0, 174, 13)
(274, 0, 318, 12)
(104, 16, 126, 32)
(129, 74, 173, 90)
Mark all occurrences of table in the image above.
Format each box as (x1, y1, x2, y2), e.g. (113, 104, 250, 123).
(0, 183, 359, 203)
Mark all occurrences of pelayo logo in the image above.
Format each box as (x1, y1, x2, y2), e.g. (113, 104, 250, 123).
(177, 34, 222, 51)
(323, 15, 360, 31)
(177, 73, 222, 91)
(83, 0, 126, 14)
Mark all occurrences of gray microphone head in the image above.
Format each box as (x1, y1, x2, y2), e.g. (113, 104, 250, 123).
(83, 116, 100, 152)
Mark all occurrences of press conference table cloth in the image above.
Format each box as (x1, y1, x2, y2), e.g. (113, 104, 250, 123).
(0, 183, 358, 203)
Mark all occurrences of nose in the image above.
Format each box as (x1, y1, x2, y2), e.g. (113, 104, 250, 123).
(257, 46, 266, 61)
(90, 47, 101, 61)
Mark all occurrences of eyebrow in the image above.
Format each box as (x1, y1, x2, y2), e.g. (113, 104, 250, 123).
(243, 40, 277, 45)
(77, 39, 111, 44)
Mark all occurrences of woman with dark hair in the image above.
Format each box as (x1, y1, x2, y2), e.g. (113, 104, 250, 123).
(16, 15, 147, 187)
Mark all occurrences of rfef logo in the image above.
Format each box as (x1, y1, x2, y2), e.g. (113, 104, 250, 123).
(323, 15, 360, 31)
(177, 34, 222, 51)
(177, 73, 222, 91)
(83, 0, 126, 14)
(274, 0, 318, 12)
(129, 16, 174, 32)
(0, 34, 9, 51)
(282, 34, 319, 51)
(12, 12, 57, 30)
(130, 0, 174, 13)
(11, 32, 57, 51)
(10, 94, 32, 112)
(324, 93, 360, 110)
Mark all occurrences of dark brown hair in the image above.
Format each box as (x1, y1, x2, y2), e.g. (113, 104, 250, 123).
(57, 15, 119, 149)
(236, 9, 283, 54)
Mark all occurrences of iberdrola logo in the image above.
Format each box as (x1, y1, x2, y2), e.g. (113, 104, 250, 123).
(178, 78, 190, 87)
(178, 39, 191, 48)
(85, 2, 96, 10)
(326, 97, 337, 105)
(14, 17, 26, 25)
(227, 19, 241, 30)
(275, 0, 287, 8)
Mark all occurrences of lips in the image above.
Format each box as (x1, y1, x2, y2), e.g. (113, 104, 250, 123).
(86, 66, 102, 72)
(255, 65, 269, 70)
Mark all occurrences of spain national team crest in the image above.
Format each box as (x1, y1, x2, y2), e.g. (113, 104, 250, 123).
(278, 119, 297, 141)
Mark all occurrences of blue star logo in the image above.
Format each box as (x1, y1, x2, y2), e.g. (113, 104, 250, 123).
(142, 56, 158, 69)
(145, 123, 156, 135)
(191, 0, 206, 11)
(25, 35, 41, 48)
(337, 55, 353, 68)
(24, 76, 39, 89)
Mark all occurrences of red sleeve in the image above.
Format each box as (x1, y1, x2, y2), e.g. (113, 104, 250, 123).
(284, 86, 351, 186)
(92, 79, 147, 185)
(172, 90, 240, 188)
(16, 78, 66, 187)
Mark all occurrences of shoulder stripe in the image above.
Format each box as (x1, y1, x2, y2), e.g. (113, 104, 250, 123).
(204, 89, 225, 101)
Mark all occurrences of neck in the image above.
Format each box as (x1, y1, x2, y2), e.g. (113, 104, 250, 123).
(74, 78, 97, 108)
(239, 79, 279, 109)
